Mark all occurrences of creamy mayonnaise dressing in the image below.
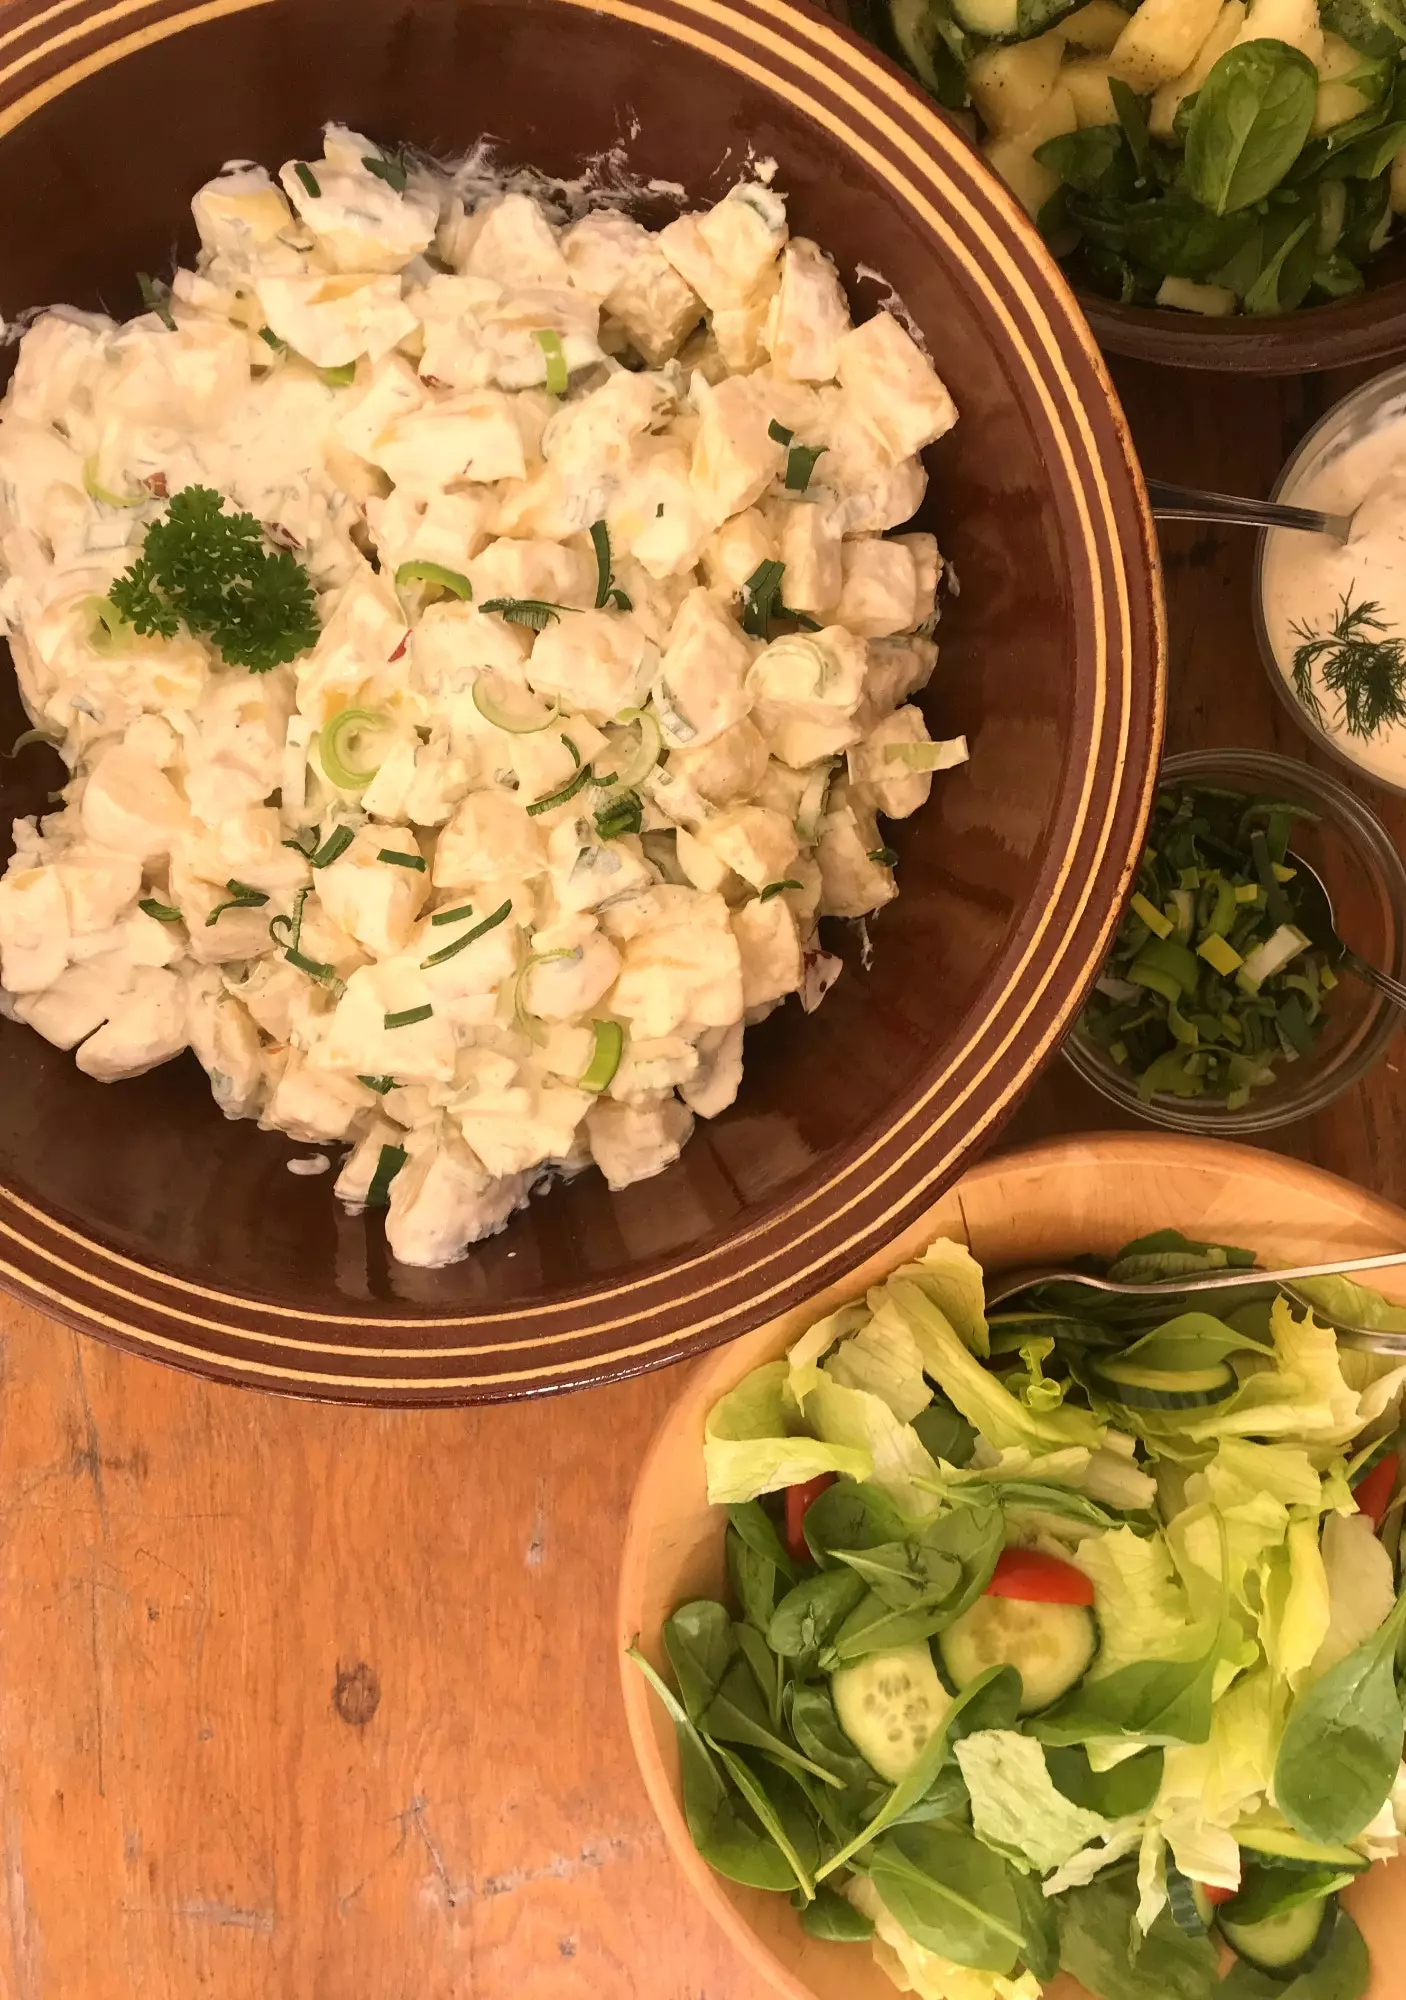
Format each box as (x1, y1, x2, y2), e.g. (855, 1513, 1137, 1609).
(0, 123, 966, 1268)
(1263, 407, 1406, 789)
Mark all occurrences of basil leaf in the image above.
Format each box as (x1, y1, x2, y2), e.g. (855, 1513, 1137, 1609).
(1123, 193, 1257, 279)
(1110, 76, 1156, 185)
(1313, 248, 1368, 296)
(868, 1824, 1027, 1975)
(798, 1883, 873, 1942)
(1185, 41, 1320, 214)
(1274, 1590, 1406, 1842)
(1243, 207, 1317, 313)
(1035, 124, 1134, 198)
(911, 1397, 977, 1466)
(1057, 1873, 1218, 2000)
(1322, 0, 1406, 58)
(662, 1599, 736, 1722)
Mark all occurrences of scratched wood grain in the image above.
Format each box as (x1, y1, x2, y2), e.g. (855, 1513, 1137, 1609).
(6, 229, 1406, 2000)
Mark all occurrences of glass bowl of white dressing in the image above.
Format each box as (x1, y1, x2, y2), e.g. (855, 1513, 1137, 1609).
(1257, 363, 1406, 796)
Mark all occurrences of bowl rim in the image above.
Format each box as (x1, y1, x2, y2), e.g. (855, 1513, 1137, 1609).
(1079, 287, 1406, 376)
(0, 0, 1164, 1401)
(616, 1131, 1406, 2000)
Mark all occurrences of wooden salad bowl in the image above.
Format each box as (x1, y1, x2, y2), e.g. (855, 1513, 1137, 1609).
(0, 0, 1161, 1400)
(618, 1132, 1406, 2000)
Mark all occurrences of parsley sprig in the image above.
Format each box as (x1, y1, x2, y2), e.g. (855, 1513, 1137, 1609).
(1290, 593, 1406, 741)
(107, 485, 320, 674)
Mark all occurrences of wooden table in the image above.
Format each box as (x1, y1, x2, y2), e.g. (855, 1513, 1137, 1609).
(4, 364, 1406, 2000)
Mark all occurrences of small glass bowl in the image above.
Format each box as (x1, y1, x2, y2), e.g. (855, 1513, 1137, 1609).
(1254, 362, 1406, 798)
(1063, 748, 1406, 1133)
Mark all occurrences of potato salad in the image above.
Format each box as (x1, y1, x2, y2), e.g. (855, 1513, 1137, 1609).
(0, 125, 964, 1268)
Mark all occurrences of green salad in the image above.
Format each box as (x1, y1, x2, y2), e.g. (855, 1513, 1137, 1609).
(630, 1228, 1406, 2000)
(1078, 783, 1336, 1108)
(851, 0, 1406, 316)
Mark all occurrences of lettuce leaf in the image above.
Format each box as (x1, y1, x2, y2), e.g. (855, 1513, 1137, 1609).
(844, 1876, 1042, 2000)
(1293, 1271, 1406, 1337)
(954, 1730, 1112, 1874)
(785, 1301, 868, 1408)
(704, 1361, 872, 1503)
(806, 1374, 943, 1519)
(821, 1316, 933, 1424)
(1072, 1527, 1204, 1678)
(1040, 1823, 1143, 1897)
(1308, 1508, 1398, 1678)
(1157, 1666, 1287, 1836)
(878, 1236, 991, 1358)
(1258, 1514, 1331, 1686)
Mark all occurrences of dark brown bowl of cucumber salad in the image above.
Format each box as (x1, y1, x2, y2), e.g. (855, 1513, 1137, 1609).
(850, 0, 1406, 368)
(627, 1225, 1406, 2000)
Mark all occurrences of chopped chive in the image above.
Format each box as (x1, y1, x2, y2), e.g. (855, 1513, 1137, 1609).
(590, 519, 612, 609)
(655, 502, 665, 519)
(759, 879, 802, 903)
(269, 886, 311, 952)
(365, 1142, 408, 1208)
(294, 161, 321, 198)
(378, 849, 426, 871)
(768, 418, 794, 446)
(430, 903, 474, 926)
(284, 948, 346, 996)
(785, 442, 828, 494)
(579, 1019, 624, 1093)
(1129, 890, 1173, 939)
(258, 325, 286, 352)
(607, 586, 633, 612)
(384, 1003, 434, 1029)
(868, 846, 898, 867)
(420, 898, 512, 968)
(311, 825, 355, 868)
(594, 791, 642, 840)
(394, 559, 472, 601)
(362, 151, 408, 192)
(562, 734, 581, 769)
(137, 272, 175, 331)
(479, 596, 570, 632)
(139, 897, 182, 923)
(357, 1074, 397, 1094)
(534, 327, 569, 396)
(526, 763, 592, 815)
(205, 878, 269, 926)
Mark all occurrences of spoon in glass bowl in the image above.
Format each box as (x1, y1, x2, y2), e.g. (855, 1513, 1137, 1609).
(1146, 479, 1355, 541)
(1283, 849, 1406, 1012)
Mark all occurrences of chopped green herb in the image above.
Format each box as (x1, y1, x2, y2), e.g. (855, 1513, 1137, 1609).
(258, 326, 286, 352)
(430, 903, 474, 927)
(394, 559, 472, 601)
(294, 161, 321, 199)
(378, 849, 426, 871)
(320, 361, 357, 388)
(365, 1142, 407, 1208)
(139, 897, 182, 923)
(137, 271, 175, 331)
(594, 791, 643, 840)
(384, 1003, 434, 1029)
(768, 418, 794, 445)
(479, 597, 571, 632)
(525, 763, 593, 815)
(284, 948, 345, 995)
(562, 734, 581, 769)
(268, 886, 311, 952)
(785, 442, 828, 494)
(420, 898, 512, 968)
(107, 485, 320, 673)
(579, 1019, 624, 1093)
(312, 825, 355, 868)
(205, 878, 269, 926)
(868, 846, 899, 867)
(759, 879, 803, 902)
(655, 502, 665, 519)
(357, 1075, 397, 1094)
(740, 559, 821, 639)
(361, 149, 408, 192)
(590, 520, 613, 609)
(534, 327, 569, 396)
(1290, 592, 1406, 741)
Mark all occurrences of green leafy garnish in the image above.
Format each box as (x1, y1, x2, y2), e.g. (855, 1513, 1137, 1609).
(768, 419, 794, 446)
(205, 878, 269, 926)
(139, 897, 182, 924)
(365, 1142, 407, 1208)
(759, 879, 802, 902)
(284, 948, 345, 995)
(357, 1075, 397, 1094)
(268, 886, 310, 952)
(784, 443, 828, 494)
(479, 597, 570, 632)
(534, 327, 568, 396)
(384, 1004, 433, 1030)
(258, 326, 287, 353)
(588, 519, 632, 611)
(525, 763, 592, 815)
(293, 161, 321, 199)
(420, 898, 512, 968)
(361, 148, 409, 192)
(1290, 592, 1406, 739)
(594, 791, 643, 840)
(394, 559, 472, 602)
(430, 903, 474, 927)
(868, 846, 899, 867)
(378, 849, 426, 871)
(107, 486, 320, 673)
(740, 559, 822, 640)
(137, 271, 175, 330)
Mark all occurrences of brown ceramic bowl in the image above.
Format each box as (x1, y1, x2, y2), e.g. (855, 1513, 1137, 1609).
(0, 0, 1162, 1403)
(618, 1132, 1406, 2000)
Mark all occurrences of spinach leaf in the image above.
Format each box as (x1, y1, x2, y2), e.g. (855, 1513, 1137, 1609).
(1329, 116, 1406, 177)
(1322, 0, 1406, 57)
(767, 1568, 868, 1660)
(1185, 41, 1320, 214)
(1033, 1621, 1223, 1747)
(869, 1824, 1028, 1974)
(1313, 249, 1368, 296)
(803, 1479, 911, 1560)
(911, 1398, 977, 1467)
(727, 1498, 800, 1584)
(790, 1683, 883, 1790)
(627, 1647, 797, 1890)
(707, 1740, 819, 1897)
(1243, 205, 1317, 312)
(1274, 1590, 1406, 1843)
(884, 1761, 971, 1827)
(1122, 193, 1257, 279)
(704, 1655, 846, 1789)
(1036, 125, 1134, 198)
(798, 1882, 874, 1942)
(1056, 1872, 1218, 2000)
(1009, 1865, 1060, 1981)
(735, 1620, 784, 1732)
(1110, 77, 1156, 187)
(946, 1662, 1024, 1740)
(1046, 1743, 1164, 1816)
(823, 1499, 1002, 1665)
(1216, 1907, 1368, 1998)
(1016, 0, 1084, 33)
(1341, 170, 1393, 259)
(663, 1600, 736, 1722)
(829, 1540, 961, 1608)
(727, 1524, 779, 1634)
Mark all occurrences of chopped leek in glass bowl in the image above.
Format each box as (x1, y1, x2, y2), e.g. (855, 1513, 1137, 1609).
(1065, 748, 1406, 1132)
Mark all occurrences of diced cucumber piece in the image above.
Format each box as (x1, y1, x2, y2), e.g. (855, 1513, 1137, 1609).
(1166, 1866, 1213, 1936)
(832, 1642, 951, 1783)
(1233, 1826, 1370, 1871)
(951, 0, 1020, 32)
(938, 1594, 1097, 1713)
(889, 0, 949, 92)
(1224, 1863, 1357, 1927)
(1219, 1896, 1336, 1977)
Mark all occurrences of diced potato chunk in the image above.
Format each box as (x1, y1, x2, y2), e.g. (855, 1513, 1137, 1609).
(1156, 275, 1237, 314)
(1233, 0, 1323, 65)
(1313, 33, 1372, 132)
(968, 32, 1067, 135)
(1109, 0, 1223, 92)
(1064, 57, 1120, 128)
(1059, 0, 1134, 51)
(955, 0, 1019, 34)
(983, 87, 1078, 217)
(1149, 0, 1246, 140)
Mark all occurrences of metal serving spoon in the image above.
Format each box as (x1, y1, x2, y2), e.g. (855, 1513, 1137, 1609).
(1146, 479, 1354, 542)
(986, 1249, 1406, 1353)
(1285, 850, 1406, 1014)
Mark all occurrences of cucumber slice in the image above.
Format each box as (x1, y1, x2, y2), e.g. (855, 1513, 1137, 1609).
(1219, 1896, 1335, 1977)
(1233, 1827, 1371, 1871)
(951, 0, 1019, 31)
(1090, 1355, 1236, 1410)
(938, 1594, 1097, 1713)
(1224, 1864, 1357, 1928)
(1166, 1866, 1213, 1937)
(832, 1642, 952, 1783)
(889, 0, 948, 92)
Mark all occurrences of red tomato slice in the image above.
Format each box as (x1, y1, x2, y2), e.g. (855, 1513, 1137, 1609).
(1354, 1453, 1397, 1531)
(985, 1546, 1096, 1607)
(1202, 1885, 1236, 1907)
(784, 1474, 836, 1563)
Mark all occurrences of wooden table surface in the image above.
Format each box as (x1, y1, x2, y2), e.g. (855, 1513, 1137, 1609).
(5, 367, 1406, 2000)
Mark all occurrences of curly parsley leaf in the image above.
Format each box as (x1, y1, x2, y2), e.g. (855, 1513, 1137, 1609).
(106, 485, 321, 673)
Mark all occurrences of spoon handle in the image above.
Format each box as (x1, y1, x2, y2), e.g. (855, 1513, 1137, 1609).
(1145, 479, 1348, 538)
(1342, 947, 1406, 1015)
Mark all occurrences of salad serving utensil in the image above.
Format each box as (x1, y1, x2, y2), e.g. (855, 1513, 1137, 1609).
(986, 1247, 1406, 1352)
(1285, 849, 1406, 1014)
(1147, 479, 1354, 542)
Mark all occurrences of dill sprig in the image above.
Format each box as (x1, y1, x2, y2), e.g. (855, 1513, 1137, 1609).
(1290, 593, 1406, 741)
